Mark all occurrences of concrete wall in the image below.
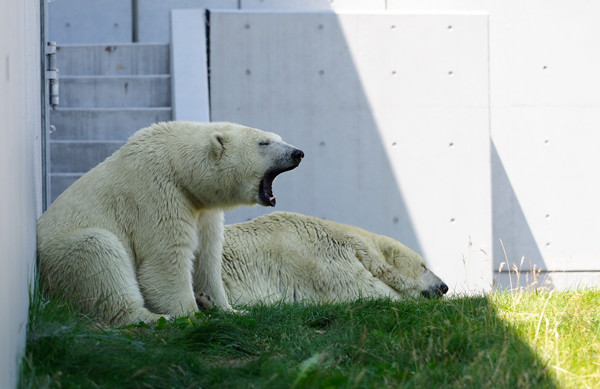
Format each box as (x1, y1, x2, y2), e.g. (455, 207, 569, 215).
(386, 0, 600, 289)
(186, 3, 600, 291)
(52, 0, 384, 44)
(49, 0, 132, 43)
(0, 1, 42, 387)
(48, 0, 600, 291)
(208, 11, 492, 295)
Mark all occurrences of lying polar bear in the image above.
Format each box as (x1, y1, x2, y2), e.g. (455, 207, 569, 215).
(221, 212, 448, 305)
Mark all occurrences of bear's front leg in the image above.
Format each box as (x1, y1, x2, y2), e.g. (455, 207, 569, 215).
(137, 246, 199, 317)
(192, 210, 233, 310)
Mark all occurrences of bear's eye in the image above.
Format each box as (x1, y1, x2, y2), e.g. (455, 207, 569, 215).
(259, 140, 271, 146)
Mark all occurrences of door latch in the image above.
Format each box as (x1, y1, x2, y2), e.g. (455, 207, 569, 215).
(46, 41, 59, 109)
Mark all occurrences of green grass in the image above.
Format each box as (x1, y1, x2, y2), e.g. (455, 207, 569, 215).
(20, 287, 600, 388)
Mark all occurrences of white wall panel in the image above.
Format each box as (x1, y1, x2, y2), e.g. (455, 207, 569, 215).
(493, 107, 600, 271)
(241, 0, 385, 10)
(507, 3, 600, 107)
(209, 11, 491, 294)
(490, 2, 600, 277)
(0, 1, 41, 387)
(491, 2, 600, 274)
(388, 0, 600, 285)
(170, 9, 210, 121)
(494, 271, 600, 292)
(136, 0, 237, 42)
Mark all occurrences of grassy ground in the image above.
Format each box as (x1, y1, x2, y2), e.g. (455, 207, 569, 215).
(20, 288, 600, 388)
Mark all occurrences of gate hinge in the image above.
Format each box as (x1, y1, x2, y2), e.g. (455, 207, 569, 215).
(46, 41, 59, 109)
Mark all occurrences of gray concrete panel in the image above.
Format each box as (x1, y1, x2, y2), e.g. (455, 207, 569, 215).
(50, 108, 172, 140)
(494, 271, 600, 292)
(209, 11, 491, 294)
(50, 174, 82, 203)
(135, 0, 237, 42)
(56, 44, 170, 76)
(386, 0, 600, 290)
(49, 0, 132, 44)
(241, 0, 385, 10)
(50, 141, 124, 173)
(60, 76, 171, 108)
(493, 107, 600, 272)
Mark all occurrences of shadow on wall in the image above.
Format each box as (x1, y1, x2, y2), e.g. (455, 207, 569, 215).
(491, 141, 550, 289)
(211, 11, 424, 257)
(208, 9, 493, 294)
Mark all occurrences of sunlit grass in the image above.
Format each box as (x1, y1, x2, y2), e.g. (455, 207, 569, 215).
(493, 288, 600, 388)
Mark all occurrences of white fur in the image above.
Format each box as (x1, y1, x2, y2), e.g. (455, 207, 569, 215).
(37, 121, 302, 326)
(222, 212, 448, 305)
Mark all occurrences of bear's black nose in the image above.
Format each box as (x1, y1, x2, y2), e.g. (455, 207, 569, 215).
(421, 283, 449, 299)
(292, 149, 304, 161)
(438, 283, 449, 295)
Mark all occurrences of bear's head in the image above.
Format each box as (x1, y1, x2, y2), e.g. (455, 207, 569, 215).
(168, 122, 304, 209)
(375, 235, 449, 299)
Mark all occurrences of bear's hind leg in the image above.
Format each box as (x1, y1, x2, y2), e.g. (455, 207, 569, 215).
(40, 228, 165, 326)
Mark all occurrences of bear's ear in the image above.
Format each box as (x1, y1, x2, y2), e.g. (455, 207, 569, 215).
(210, 132, 225, 159)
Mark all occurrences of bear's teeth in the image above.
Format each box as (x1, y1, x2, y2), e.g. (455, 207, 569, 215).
(269, 196, 276, 201)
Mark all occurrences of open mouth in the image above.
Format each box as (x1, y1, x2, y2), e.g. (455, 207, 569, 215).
(258, 148, 304, 206)
(258, 165, 300, 207)
(259, 171, 278, 206)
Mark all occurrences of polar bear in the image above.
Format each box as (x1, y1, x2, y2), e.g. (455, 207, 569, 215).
(221, 212, 448, 305)
(37, 121, 304, 326)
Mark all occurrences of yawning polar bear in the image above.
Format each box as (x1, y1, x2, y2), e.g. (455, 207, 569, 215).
(37, 122, 303, 326)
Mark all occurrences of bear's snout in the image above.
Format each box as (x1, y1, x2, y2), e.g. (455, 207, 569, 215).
(438, 282, 449, 295)
(421, 282, 449, 298)
(291, 149, 304, 163)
